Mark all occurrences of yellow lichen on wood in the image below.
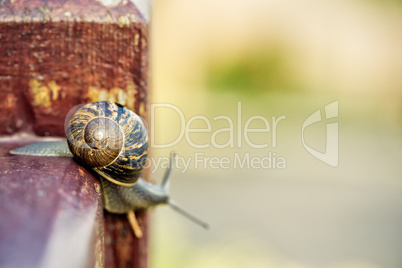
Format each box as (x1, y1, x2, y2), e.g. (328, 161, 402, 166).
(117, 15, 130, 28)
(29, 79, 63, 108)
(117, 88, 128, 106)
(48, 81, 61, 100)
(86, 83, 137, 111)
(29, 79, 51, 108)
(126, 81, 137, 111)
(139, 103, 145, 115)
(28, 79, 139, 111)
(107, 87, 119, 104)
(99, 89, 108, 101)
(87, 86, 102, 102)
(134, 33, 140, 46)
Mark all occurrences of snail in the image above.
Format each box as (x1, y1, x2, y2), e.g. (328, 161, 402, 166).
(10, 101, 208, 238)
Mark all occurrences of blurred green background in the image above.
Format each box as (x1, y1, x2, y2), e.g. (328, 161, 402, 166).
(148, 0, 402, 267)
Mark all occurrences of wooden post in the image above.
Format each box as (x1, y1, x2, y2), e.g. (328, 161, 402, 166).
(0, 0, 150, 267)
(0, 140, 105, 268)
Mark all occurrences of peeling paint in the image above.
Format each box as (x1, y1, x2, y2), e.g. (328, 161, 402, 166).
(134, 33, 139, 46)
(86, 84, 137, 111)
(1, 20, 148, 136)
(117, 16, 129, 28)
(87, 86, 102, 102)
(126, 81, 137, 111)
(99, 89, 108, 101)
(29, 79, 52, 108)
(97, 0, 122, 8)
(117, 88, 127, 105)
(108, 87, 124, 105)
(29, 80, 63, 108)
(117, 14, 137, 27)
(48, 81, 61, 101)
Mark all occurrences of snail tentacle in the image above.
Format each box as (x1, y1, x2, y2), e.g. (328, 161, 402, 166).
(10, 101, 208, 232)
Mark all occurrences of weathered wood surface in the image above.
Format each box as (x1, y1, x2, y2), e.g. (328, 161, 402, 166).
(0, 140, 104, 268)
(104, 211, 149, 268)
(0, 0, 149, 136)
(0, 0, 147, 23)
(0, 141, 149, 267)
(0, 0, 151, 267)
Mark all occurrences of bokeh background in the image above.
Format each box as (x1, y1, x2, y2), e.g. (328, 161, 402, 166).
(147, 0, 402, 267)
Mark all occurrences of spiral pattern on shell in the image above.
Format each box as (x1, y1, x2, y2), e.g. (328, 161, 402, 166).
(66, 101, 148, 186)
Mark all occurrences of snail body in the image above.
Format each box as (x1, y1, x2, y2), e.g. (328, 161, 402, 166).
(10, 101, 208, 234)
(100, 175, 169, 213)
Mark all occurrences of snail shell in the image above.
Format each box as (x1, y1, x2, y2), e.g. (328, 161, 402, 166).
(66, 101, 148, 186)
(10, 101, 208, 230)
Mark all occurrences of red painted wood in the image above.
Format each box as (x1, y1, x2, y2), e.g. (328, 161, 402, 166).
(0, 0, 150, 267)
(0, 0, 149, 136)
(0, 141, 104, 268)
(104, 211, 149, 268)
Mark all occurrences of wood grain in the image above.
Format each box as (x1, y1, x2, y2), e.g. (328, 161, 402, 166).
(0, 0, 150, 267)
(0, 141, 104, 268)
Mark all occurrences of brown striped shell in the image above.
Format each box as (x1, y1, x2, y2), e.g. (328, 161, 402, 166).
(66, 101, 148, 186)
